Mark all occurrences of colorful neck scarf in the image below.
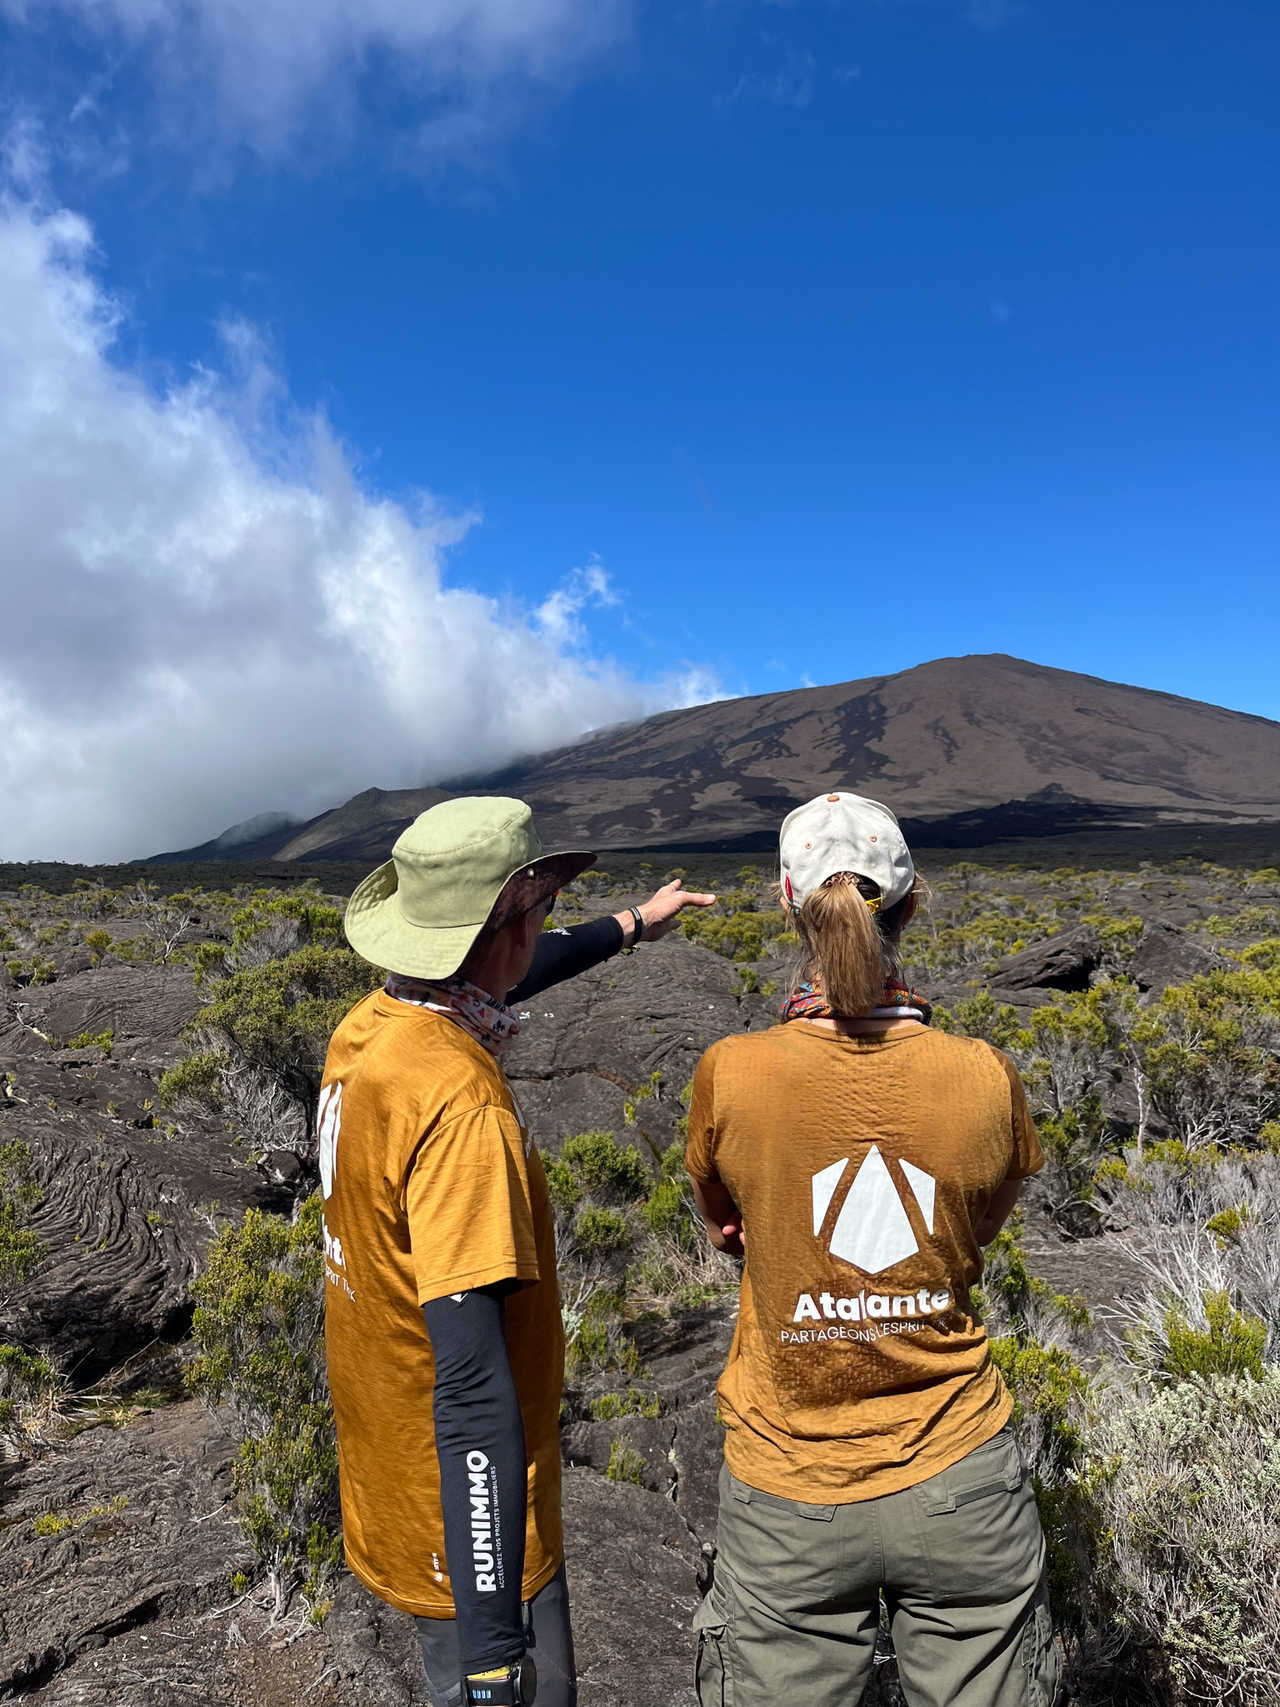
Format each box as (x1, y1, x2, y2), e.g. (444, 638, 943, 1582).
(385, 973, 521, 1055)
(781, 978, 932, 1026)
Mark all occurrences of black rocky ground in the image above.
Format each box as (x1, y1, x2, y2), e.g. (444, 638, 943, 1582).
(2, 850, 1274, 1704)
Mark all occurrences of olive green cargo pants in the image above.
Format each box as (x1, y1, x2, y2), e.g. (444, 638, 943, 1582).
(694, 1426, 1058, 1707)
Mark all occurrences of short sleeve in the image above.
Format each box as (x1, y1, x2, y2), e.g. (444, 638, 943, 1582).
(992, 1050, 1045, 1180)
(685, 1045, 720, 1185)
(404, 1105, 541, 1305)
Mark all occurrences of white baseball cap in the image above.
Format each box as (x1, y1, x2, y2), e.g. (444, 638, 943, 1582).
(779, 792, 915, 911)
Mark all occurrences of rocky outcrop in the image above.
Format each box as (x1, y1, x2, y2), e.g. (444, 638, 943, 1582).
(1128, 919, 1227, 993)
(1, 967, 291, 1381)
(989, 926, 1102, 993)
(505, 934, 771, 1157)
(1, 1094, 290, 1381)
(3, 962, 205, 1069)
(0, 1403, 252, 1701)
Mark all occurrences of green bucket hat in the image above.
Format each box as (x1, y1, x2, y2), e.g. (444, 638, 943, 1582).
(344, 796, 595, 980)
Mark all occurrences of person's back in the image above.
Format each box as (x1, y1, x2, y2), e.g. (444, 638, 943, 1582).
(321, 796, 717, 1707)
(687, 792, 1060, 1707)
(689, 1021, 1039, 1500)
(323, 988, 563, 1614)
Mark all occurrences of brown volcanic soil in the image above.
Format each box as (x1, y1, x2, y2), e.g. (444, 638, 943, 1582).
(158, 653, 1280, 864)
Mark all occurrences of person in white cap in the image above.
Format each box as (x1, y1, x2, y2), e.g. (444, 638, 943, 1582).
(321, 796, 713, 1707)
(685, 792, 1057, 1707)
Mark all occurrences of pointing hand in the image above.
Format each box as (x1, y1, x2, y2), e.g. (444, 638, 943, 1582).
(633, 878, 717, 943)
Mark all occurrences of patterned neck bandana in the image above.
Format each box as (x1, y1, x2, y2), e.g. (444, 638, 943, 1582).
(385, 973, 522, 1055)
(781, 978, 932, 1027)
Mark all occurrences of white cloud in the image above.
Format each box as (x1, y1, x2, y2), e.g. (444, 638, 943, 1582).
(6, 0, 631, 161)
(535, 557, 617, 650)
(0, 185, 701, 862)
(719, 48, 817, 112)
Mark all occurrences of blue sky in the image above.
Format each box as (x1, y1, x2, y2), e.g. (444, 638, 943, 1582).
(0, 0, 1277, 858)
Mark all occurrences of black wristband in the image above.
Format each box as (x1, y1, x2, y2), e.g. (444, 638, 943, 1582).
(628, 905, 645, 945)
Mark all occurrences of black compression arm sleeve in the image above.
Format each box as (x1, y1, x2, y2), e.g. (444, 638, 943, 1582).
(422, 1286, 528, 1675)
(507, 914, 625, 1004)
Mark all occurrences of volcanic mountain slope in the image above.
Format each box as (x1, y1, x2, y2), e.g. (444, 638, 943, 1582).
(162, 653, 1280, 861)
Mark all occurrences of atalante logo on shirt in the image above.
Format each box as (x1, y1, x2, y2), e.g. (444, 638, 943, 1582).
(812, 1144, 934, 1273)
(785, 1145, 951, 1341)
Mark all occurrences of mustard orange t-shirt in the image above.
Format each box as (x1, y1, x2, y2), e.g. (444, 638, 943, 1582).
(686, 1021, 1043, 1502)
(319, 989, 564, 1617)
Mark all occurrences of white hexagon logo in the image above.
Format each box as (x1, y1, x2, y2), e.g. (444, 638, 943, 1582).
(811, 1146, 936, 1276)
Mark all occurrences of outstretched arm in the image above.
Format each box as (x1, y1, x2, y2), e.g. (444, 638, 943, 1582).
(507, 879, 716, 1003)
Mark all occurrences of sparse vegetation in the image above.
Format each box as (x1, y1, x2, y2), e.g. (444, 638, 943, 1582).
(0, 1344, 62, 1444)
(0, 1138, 44, 1305)
(6, 845, 1280, 1697)
(186, 1196, 339, 1621)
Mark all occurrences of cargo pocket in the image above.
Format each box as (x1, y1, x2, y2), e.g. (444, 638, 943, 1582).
(917, 1427, 1025, 1516)
(692, 1584, 735, 1707)
(1022, 1578, 1060, 1707)
(914, 1428, 1037, 1599)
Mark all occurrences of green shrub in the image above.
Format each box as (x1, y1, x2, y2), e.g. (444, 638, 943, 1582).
(1132, 964, 1280, 1151)
(622, 1071, 663, 1127)
(1206, 1204, 1245, 1242)
(543, 1157, 581, 1215)
(0, 1139, 44, 1303)
(187, 1196, 337, 1619)
(0, 1344, 61, 1448)
(573, 1205, 632, 1257)
(1034, 1098, 1114, 1230)
(1159, 1289, 1267, 1383)
(588, 1390, 661, 1421)
(187, 946, 379, 1129)
(559, 1130, 648, 1201)
(641, 1175, 687, 1239)
(933, 991, 1023, 1050)
(604, 1441, 646, 1484)
(561, 1284, 642, 1382)
(67, 1028, 113, 1056)
(226, 892, 345, 967)
(158, 1050, 228, 1110)
(681, 902, 787, 964)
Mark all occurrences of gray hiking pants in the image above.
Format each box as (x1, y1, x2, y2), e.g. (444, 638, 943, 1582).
(694, 1426, 1059, 1707)
(416, 1563, 577, 1707)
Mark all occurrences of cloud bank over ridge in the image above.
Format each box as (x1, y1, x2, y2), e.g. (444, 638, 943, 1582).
(0, 186, 692, 863)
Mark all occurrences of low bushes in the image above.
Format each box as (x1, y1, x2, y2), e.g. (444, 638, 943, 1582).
(0, 1344, 63, 1452)
(187, 1197, 339, 1622)
(0, 1137, 43, 1305)
(1088, 1372, 1280, 1705)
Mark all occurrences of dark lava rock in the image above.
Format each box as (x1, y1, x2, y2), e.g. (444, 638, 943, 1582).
(989, 926, 1101, 993)
(564, 1302, 737, 1546)
(3, 963, 205, 1070)
(505, 935, 770, 1157)
(559, 1467, 703, 1707)
(0, 1090, 290, 1383)
(0, 1404, 252, 1702)
(1, 1403, 709, 1707)
(1128, 919, 1227, 994)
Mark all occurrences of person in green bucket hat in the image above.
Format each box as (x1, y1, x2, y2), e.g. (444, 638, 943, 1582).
(321, 796, 714, 1707)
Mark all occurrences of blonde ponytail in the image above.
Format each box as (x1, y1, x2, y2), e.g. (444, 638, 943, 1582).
(795, 878, 886, 1017)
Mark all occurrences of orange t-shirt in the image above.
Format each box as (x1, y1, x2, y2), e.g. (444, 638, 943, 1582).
(686, 1021, 1043, 1502)
(319, 990, 564, 1617)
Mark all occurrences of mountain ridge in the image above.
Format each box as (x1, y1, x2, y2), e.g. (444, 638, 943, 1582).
(154, 654, 1280, 863)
